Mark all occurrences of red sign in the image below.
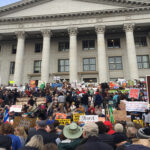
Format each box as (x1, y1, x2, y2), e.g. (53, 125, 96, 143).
(129, 88, 139, 99)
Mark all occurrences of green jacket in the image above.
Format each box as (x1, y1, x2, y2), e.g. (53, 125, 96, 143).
(58, 138, 82, 150)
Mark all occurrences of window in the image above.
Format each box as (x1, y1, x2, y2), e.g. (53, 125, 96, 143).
(34, 60, 41, 73)
(107, 38, 120, 48)
(135, 37, 147, 47)
(58, 59, 69, 72)
(109, 56, 123, 70)
(83, 78, 97, 83)
(58, 42, 69, 51)
(137, 55, 149, 69)
(82, 40, 95, 50)
(12, 44, 17, 54)
(35, 43, 42, 53)
(83, 58, 96, 71)
(10, 61, 15, 74)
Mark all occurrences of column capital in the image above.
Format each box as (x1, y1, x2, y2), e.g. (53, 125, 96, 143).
(15, 31, 25, 39)
(124, 23, 135, 32)
(41, 29, 52, 37)
(95, 25, 105, 34)
(68, 27, 78, 36)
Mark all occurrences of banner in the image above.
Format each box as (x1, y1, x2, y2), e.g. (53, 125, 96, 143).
(51, 83, 63, 88)
(55, 113, 67, 119)
(10, 105, 22, 112)
(146, 76, 150, 104)
(79, 115, 98, 123)
(73, 113, 85, 122)
(129, 88, 139, 99)
(125, 101, 148, 112)
(56, 119, 71, 125)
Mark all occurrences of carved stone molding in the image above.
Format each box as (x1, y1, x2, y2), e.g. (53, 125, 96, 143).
(68, 27, 78, 36)
(41, 29, 52, 37)
(15, 31, 25, 39)
(95, 25, 105, 34)
(124, 23, 135, 32)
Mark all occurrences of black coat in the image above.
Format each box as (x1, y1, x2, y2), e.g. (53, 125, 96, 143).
(76, 136, 113, 150)
(26, 129, 56, 145)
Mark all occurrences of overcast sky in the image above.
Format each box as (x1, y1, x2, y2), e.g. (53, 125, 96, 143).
(0, 0, 21, 7)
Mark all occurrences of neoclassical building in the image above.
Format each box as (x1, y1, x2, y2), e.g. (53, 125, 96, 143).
(0, 0, 150, 85)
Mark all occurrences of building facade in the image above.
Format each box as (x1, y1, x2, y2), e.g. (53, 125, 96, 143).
(0, 0, 150, 85)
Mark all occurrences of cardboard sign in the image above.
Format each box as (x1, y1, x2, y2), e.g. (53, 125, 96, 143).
(55, 113, 67, 119)
(13, 117, 36, 128)
(113, 110, 127, 121)
(56, 119, 71, 125)
(129, 88, 139, 99)
(133, 120, 144, 127)
(73, 113, 85, 122)
(79, 115, 98, 122)
(126, 101, 148, 112)
(10, 105, 22, 112)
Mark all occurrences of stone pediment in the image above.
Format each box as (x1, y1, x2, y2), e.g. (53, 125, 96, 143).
(0, 0, 126, 18)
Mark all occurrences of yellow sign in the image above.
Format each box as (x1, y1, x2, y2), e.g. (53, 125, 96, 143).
(73, 113, 85, 122)
(9, 81, 15, 84)
(133, 120, 144, 127)
(56, 119, 71, 125)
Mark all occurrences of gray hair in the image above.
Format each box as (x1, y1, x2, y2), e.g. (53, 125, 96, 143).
(126, 127, 137, 138)
(114, 123, 124, 133)
(83, 122, 99, 138)
(26, 135, 44, 150)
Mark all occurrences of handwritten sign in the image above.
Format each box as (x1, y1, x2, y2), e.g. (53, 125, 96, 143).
(79, 115, 98, 123)
(129, 88, 139, 99)
(113, 110, 127, 121)
(125, 101, 148, 112)
(13, 117, 36, 129)
(10, 105, 22, 112)
(73, 113, 85, 122)
(133, 120, 144, 127)
(56, 119, 71, 125)
(55, 113, 67, 119)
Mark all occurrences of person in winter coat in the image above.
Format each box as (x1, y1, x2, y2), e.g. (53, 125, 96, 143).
(19, 135, 43, 150)
(94, 90, 103, 107)
(76, 122, 113, 150)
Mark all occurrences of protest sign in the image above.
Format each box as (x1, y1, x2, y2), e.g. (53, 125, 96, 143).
(129, 88, 139, 99)
(10, 105, 22, 112)
(98, 117, 105, 122)
(79, 115, 98, 122)
(55, 113, 67, 119)
(73, 113, 85, 122)
(133, 120, 144, 127)
(146, 76, 150, 104)
(125, 101, 148, 112)
(9, 81, 15, 84)
(56, 119, 71, 125)
(51, 83, 63, 88)
(30, 80, 36, 88)
(113, 110, 127, 121)
(13, 117, 36, 128)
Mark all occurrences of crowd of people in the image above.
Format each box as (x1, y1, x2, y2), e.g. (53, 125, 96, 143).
(0, 80, 150, 150)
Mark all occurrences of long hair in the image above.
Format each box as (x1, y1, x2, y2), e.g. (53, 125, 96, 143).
(14, 126, 27, 139)
(26, 135, 44, 150)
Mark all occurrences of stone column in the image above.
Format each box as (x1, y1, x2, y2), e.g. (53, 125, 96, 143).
(95, 25, 108, 83)
(124, 24, 139, 80)
(14, 31, 25, 86)
(68, 27, 78, 82)
(41, 29, 51, 83)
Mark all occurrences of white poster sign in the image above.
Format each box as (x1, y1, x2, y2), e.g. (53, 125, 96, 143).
(10, 105, 22, 112)
(125, 101, 148, 112)
(79, 115, 98, 122)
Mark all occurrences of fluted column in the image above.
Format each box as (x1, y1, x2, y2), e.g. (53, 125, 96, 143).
(124, 24, 139, 80)
(68, 27, 78, 82)
(95, 25, 108, 83)
(14, 31, 25, 86)
(41, 29, 51, 83)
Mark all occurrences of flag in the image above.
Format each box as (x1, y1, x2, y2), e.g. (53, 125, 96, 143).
(3, 107, 9, 123)
(109, 106, 114, 125)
